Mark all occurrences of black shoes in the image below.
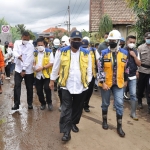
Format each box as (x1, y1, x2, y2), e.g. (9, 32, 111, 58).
(138, 103, 143, 109)
(40, 105, 46, 110)
(84, 108, 90, 112)
(72, 124, 79, 133)
(102, 111, 108, 130)
(12, 105, 19, 110)
(28, 105, 33, 109)
(117, 114, 125, 137)
(48, 103, 53, 111)
(62, 132, 71, 141)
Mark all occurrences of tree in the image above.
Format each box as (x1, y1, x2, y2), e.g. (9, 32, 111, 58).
(15, 24, 26, 34)
(125, 0, 150, 45)
(98, 14, 113, 39)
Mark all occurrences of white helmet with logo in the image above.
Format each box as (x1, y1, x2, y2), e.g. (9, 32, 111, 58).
(61, 35, 69, 46)
(53, 38, 60, 46)
(107, 30, 121, 40)
(83, 36, 90, 42)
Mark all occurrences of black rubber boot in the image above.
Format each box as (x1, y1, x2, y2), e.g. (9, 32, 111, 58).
(102, 111, 108, 130)
(116, 114, 125, 137)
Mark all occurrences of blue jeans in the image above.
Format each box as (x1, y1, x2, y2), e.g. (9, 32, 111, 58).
(101, 85, 124, 115)
(10, 63, 15, 74)
(128, 79, 137, 101)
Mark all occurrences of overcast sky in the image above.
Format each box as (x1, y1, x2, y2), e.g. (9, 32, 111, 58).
(1, 0, 89, 33)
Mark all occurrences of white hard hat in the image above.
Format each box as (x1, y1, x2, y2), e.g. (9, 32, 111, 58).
(61, 35, 69, 42)
(83, 36, 90, 42)
(53, 38, 60, 46)
(107, 30, 121, 40)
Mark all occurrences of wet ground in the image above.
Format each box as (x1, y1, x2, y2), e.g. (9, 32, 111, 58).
(0, 76, 150, 150)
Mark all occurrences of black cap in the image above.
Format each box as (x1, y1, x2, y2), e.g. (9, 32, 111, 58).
(145, 32, 150, 39)
(70, 30, 82, 39)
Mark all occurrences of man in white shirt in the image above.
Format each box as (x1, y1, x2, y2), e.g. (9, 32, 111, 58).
(12, 31, 35, 110)
(33, 38, 54, 110)
(50, 31, 92, 141)
(81, 39, 100, 112)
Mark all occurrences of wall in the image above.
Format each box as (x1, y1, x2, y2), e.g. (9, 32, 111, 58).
(0, 33, 12, 44)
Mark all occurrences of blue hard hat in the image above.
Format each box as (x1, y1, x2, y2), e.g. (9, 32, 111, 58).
(120, 37, 125, 42)
(81, 39, 89, 48)
(70, 30, 82, 39)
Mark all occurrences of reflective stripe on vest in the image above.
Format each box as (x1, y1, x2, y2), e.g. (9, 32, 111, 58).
(58, 49, 89, 88)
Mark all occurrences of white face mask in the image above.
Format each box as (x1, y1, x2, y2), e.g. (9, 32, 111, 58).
(37, 46, 45, 52)
(128, 43, 135, 49)
(22, 40, 29, 45)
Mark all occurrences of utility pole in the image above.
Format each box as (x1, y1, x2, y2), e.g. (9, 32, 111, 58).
(68, 5, 71, 34)
(64, 21, 69, 32)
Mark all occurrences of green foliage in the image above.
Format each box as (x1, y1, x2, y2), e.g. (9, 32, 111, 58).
(98, 14, 113, 38)
(10, 26, 21, 42)
(125, 0, 150, 45)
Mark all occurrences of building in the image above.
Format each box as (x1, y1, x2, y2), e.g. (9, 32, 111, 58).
(89, 0, 136, 38)
(38, 27, 67, 41)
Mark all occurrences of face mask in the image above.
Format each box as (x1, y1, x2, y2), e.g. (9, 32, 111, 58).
(109, 41, 117, 48)
(37, 46, 45, 52)
(22, 40, 29, 45)
(54, 45, 59, 49)
(120, 44, 125, 48)
(128, 43, 135, 49)
(71, 41, 81, 50)
(146, 39, 150, 45)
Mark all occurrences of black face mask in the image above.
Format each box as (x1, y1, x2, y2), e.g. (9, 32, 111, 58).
(71, 41, 81, 50)
(109, 41, 117, 48)
(5, 45, 8, 48)
(120, 44, 125, 48)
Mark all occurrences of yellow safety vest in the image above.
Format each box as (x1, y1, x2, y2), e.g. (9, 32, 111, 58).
(99, 49, 128, 88)
(89, 48, 97, 78)
(34, 51, 52, 78)
(58, 47, 89, 88)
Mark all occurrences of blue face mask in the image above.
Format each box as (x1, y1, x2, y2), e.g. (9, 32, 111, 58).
(54, 45, 59, 49)
(146, 39, 150, 44)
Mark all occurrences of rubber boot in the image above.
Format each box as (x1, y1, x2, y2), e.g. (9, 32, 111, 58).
(54, 82, 57, 91)
(102, 111, 108, 130)
(116, 114, 125, 137)
(130, 100, 138, 121)
(148, 105, 150, 114)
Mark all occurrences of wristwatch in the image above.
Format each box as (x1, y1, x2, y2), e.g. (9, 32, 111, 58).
(100, 81, 105, 84)
(1, 72, 5, 74)
(22, 70, 26, 72)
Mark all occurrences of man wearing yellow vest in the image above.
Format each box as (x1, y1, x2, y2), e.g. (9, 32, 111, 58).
(81, 39, 100, 112)
(50, 30, 92, 141)
(98, 30, 129, 137)
(33, 38, 54, 110)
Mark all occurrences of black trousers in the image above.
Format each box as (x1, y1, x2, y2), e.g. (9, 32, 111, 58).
(60, 89, 87, 133)
(35, 78, 52, 105)
(14, 72, 34, 106)
(137, 72, 150, 105)
(84, 76, 95, 109)
(5, 62, 11, 77)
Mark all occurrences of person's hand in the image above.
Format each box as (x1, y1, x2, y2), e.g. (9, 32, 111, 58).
(20, 71, 26, 77)
(36, 66, 43, 72)
(136, 71, 139, 79)
(49, 80, 54, 90)
(129, 50, 136, 58)
(1, 74, 5, 80)
(124, 81, 128, 87)
(102, 83, 110, 90)
(18, 55, 23, 62)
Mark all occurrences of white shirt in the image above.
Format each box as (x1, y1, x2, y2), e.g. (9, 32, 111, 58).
(4, 48, 13, 65)
(35, 50, 54, 80)
(13, 40, 34, 74)
(51, 48, 92, 94)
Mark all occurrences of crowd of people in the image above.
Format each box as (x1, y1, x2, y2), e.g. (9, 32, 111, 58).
(0, 29, 150, 141)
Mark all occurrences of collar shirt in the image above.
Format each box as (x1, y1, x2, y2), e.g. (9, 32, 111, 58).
(51, 48, 92, 94)
(13, 40, 34, 74)
(35, 50, 54, 80)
